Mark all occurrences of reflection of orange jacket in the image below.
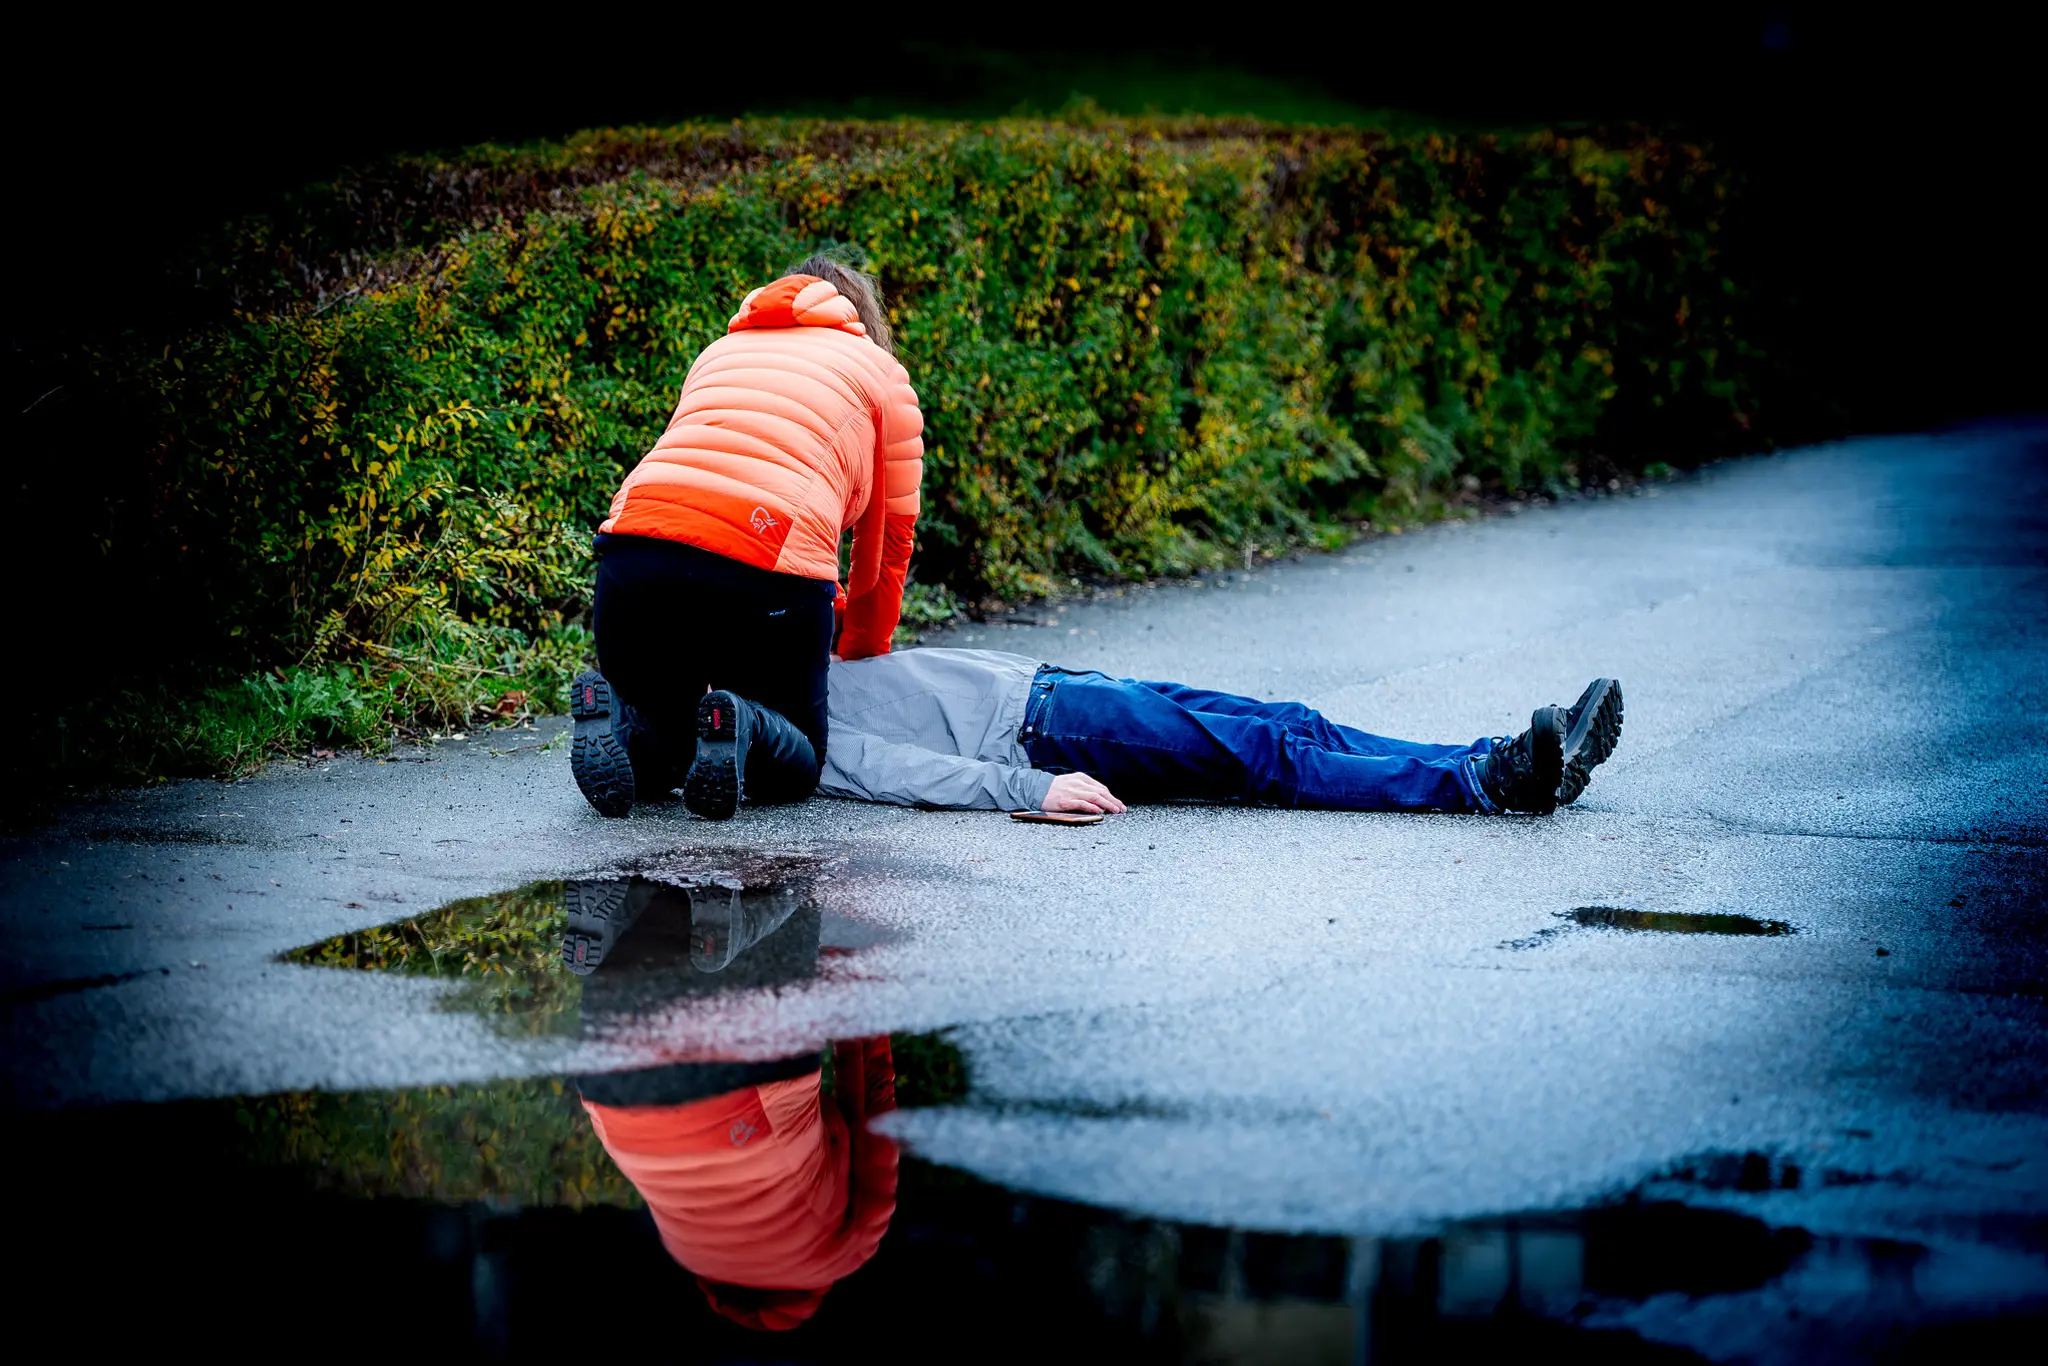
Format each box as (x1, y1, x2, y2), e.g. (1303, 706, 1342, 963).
(598, 277, 925, 660)
(582, 1039, 899, 1331)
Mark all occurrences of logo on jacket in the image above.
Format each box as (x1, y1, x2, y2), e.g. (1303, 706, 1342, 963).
(750, 506, 779, 535)
(728, 1119, 759, 1147)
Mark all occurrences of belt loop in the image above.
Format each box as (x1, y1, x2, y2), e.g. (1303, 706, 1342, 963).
(1021, 670, 1058, 742)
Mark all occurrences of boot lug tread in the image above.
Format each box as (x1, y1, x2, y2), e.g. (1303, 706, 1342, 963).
(569, 669, 635, 818)
(684, 691, 745, 821)
(1558, 679, 1625, 806)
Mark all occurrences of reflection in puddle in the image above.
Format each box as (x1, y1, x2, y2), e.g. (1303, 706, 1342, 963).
(561, 878, 805, 976)
(279, 856, 939, 1330)
(1506, 905, 1797, 949)
(35, 865, 2030, 1356)
(284, 856, 863, 1036)
(582, 1038, 900, 1331)
(15, 1065, 2042, 1362)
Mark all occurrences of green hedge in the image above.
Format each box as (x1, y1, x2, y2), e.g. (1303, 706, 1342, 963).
(46, 114, 1755, 781)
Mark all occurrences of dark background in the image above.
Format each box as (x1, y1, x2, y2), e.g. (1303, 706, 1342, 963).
(6, 9, 2040, 432)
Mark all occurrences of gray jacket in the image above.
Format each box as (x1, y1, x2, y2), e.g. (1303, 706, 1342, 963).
(820, 648, 1054, 811)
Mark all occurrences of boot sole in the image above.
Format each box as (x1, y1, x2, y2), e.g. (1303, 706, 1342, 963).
(1559, 679, 1624, 806)
(1528, 705, 1565, 816)
(569, 671, 635, 819)
(683, 691, 746, 821)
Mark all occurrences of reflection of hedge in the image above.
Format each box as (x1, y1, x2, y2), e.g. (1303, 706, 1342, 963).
(235, 1077, 644, 1207)
(890, 1030, 971, 1109)
(228, 1031, 968, 1206)
(61, 115, 1753, 775)
(286, 879, 580, 1035)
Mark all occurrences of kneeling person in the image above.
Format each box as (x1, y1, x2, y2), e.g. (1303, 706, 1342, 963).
(820, 649, 1621, 816)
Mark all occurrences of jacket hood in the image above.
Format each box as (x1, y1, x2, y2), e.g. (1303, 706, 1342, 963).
(727, 275, 868, 337)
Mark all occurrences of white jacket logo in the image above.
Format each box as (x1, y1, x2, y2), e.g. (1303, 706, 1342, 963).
(750, 506, 779, 535)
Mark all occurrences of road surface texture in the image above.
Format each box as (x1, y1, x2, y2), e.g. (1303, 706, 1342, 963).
(5, 425, 2045, 1355)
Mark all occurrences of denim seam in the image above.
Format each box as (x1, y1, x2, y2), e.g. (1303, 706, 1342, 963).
(1458, 754, 1498, 814)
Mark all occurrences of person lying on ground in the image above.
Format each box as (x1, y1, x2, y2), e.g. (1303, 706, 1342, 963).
(817, 648, 1623, 816)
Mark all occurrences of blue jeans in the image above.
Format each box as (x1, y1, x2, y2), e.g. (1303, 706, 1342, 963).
(1021, 670, 1496, 812)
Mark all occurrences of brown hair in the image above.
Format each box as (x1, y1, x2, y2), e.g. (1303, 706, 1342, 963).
(783, 249, 892, 354)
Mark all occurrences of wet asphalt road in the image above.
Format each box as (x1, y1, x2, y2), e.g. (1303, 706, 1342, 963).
(4, 425, 2045, 1261)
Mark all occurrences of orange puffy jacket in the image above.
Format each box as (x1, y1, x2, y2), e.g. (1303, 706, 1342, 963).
(599, 276, 925, 660)
(581, 1039, 899, 1332)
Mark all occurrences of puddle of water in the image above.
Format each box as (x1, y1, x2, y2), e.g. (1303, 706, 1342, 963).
(11, 1060, 2041, 1362)
(1506, 906, 1796, 949)
(1564, 906, 1795, 936)
(282, 853, 871, 1037)
(27, 856, 2031, 1356)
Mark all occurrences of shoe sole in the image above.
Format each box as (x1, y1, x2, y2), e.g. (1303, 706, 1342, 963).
(1528, 705, 1565, 816)
(683, 691, 746, 821)
(1559, 678, 1624, 806)
(569, 671, 634, 819)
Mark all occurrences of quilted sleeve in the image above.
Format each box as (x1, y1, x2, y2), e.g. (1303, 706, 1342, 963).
(876, 361, 925, 520)
(841, 357, 925, 659)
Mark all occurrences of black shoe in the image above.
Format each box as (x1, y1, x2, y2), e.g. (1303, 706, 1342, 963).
(1475, 706, 1566, 815)
(1558, 678, 1624, 805)
(570, 670, 635, 818)
(682, 691, 820, 820)
(683, 691, 748, 820)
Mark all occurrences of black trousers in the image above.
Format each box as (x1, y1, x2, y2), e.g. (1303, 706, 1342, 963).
(575, 1054, 821, 1108)
(591, 533, 835, 799)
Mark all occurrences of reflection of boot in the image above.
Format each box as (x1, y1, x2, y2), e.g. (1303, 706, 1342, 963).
(682, 691, 819, 820)
(690, 883, 802, 972)
(560, 878, 650, 975)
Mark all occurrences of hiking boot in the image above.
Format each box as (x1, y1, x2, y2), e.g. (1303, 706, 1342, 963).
(682, 691, 819, 821)
(570, 670, 635, 818)
(1558, 678, 1624, 805)
(1474, 706, 1566, 815)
